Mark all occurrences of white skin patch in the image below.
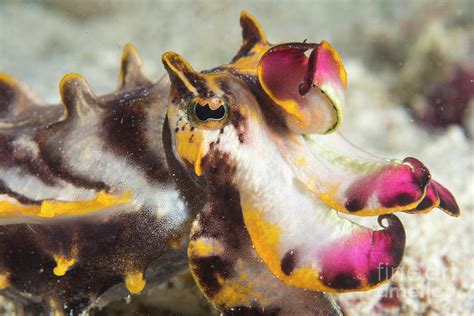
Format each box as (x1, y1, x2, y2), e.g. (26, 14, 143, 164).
(61, 121, 188, 225)
(0, 167, 96, 201)
(11, 135, 41, 157)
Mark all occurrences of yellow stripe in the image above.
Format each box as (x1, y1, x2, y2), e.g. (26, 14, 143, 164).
(0, 191, 132, 219)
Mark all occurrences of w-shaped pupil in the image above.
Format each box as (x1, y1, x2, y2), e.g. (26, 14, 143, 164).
(194, 103, 226, 121)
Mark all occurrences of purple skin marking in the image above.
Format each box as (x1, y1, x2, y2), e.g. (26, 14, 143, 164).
(301, 42, 345, 96)
(345, 158, 430, 212)
(259, 45, 310, 101)
(260, 42, 345, 102)
(317, 215, 405, 290)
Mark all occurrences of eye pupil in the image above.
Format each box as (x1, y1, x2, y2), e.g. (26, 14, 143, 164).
(194, 103, 226, 122)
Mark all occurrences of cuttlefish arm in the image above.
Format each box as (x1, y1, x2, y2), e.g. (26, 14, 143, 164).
(188, 163, 342, 315)
(257, 41, 346, 134)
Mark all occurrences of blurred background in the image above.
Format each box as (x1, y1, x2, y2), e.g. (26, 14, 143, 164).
(0, 1, 473, 315)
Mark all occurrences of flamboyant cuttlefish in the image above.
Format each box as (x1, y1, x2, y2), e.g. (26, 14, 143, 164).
(0, 12, 460, 315)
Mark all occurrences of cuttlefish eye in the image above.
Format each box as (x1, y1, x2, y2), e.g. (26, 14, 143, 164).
(190, 101, 229, 130)
(194, 102, 227, 121)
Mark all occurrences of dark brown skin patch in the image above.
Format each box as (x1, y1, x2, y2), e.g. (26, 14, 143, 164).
(101, 98, 171, 184)
(195, 150, 242, 251)
(192, 255, 234, 297)
(345, 198, 365, 212)
(215, 80, 248, 144)
(200, 150, 237, 186)
(394, 193, 413, 207)
(280, 249, 297, 276)
(28, 82, 173, 191)
(368, 264, 395, 286)
(323, 273, 362, 290)
(188, 150, 244, 300)
(414, 193, 436, 211)
(231, 110, 248, 144)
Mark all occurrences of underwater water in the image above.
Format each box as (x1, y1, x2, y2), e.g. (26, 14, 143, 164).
(0, 0, 473, 315)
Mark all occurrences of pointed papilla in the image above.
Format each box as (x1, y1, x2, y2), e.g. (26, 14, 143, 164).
(119, 43, 151, 90)
(0, 72, 42, 118)
(59, 73, 100, 120)
(162, 51, 209, 97)
(240, 11, 267, 46)
(231, 11, 269, 62)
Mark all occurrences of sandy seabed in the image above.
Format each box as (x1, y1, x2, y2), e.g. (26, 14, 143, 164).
(0, 1, 472, 315)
